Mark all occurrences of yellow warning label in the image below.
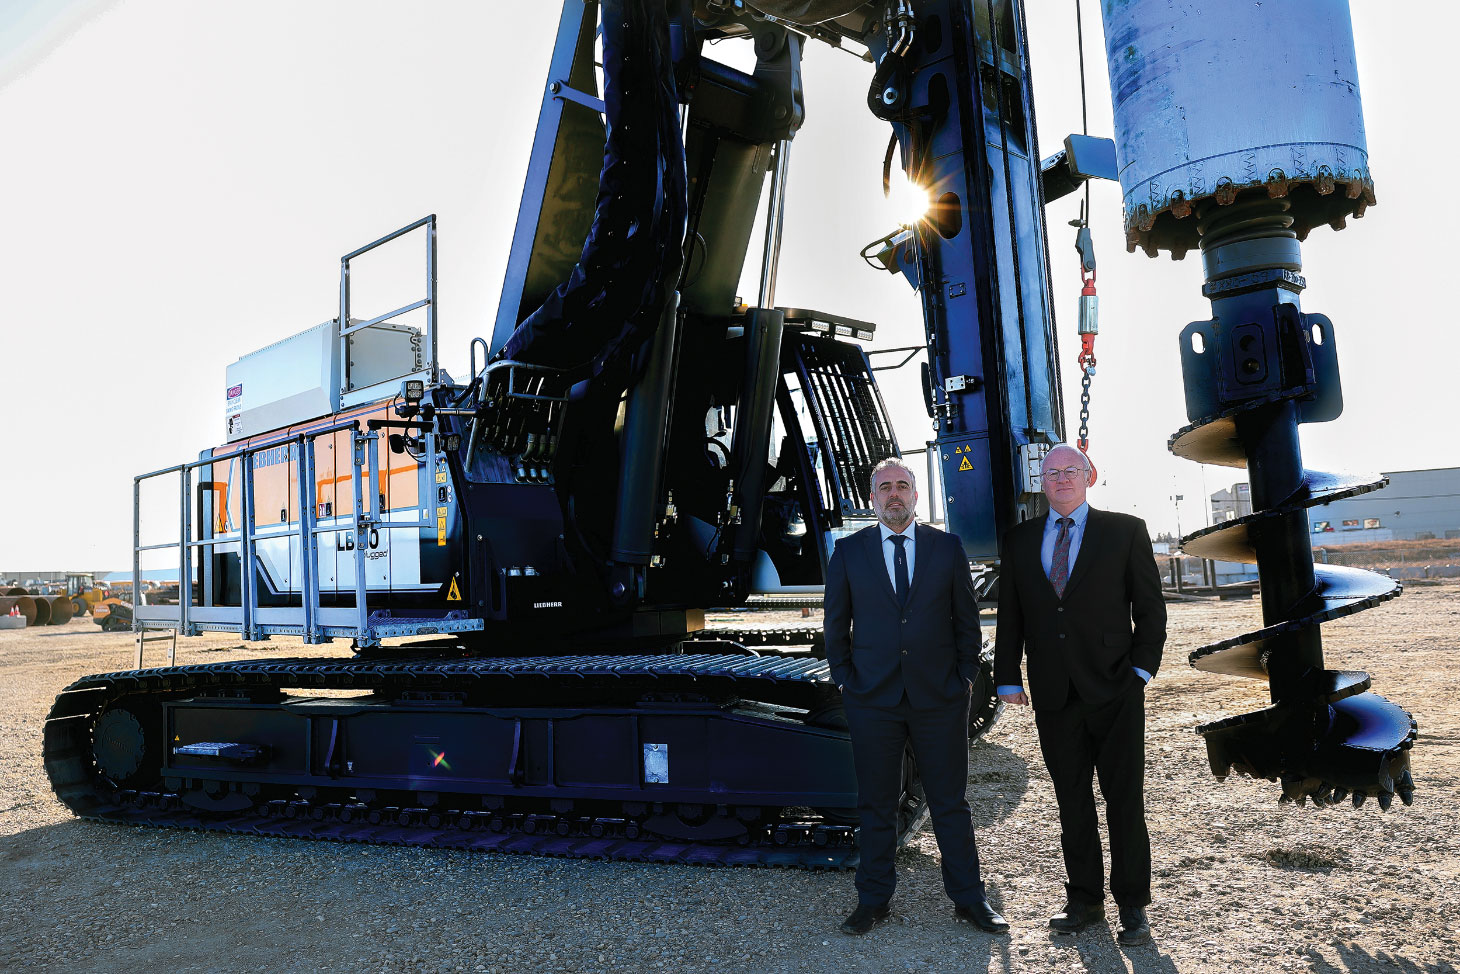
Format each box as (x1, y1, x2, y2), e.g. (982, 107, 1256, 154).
(958, 456, 974, 471)
(435, 471, 447, 484)
(447, 577, 462, 601)
(437, 506, 448, 517)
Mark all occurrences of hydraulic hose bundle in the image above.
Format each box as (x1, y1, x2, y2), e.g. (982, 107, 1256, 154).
(499, 0, 688, 379)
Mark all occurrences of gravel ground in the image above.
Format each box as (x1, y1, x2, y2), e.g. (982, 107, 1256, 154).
(2, 587, 1457, 973)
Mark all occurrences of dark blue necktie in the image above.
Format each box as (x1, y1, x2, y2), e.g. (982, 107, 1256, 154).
(891, 534, 910, 605)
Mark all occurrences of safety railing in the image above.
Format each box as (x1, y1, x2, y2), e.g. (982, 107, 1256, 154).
(339, 214, 438, 394)
(132, 417, 480, 659)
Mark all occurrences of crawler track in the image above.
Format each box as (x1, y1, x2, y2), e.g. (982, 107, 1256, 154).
(45, 645, 1001, 868)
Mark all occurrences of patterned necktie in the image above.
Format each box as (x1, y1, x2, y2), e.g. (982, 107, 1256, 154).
(891, 534, 910, 605)
(1049, 517, 1073, 597)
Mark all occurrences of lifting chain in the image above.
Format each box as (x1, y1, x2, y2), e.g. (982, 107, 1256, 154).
(1077, 343, 1095, 451)
(1073, 224, 1098, 455)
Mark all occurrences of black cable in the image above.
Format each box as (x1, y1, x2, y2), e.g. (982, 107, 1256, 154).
(1075, 0, 1091, 223)
(1075, 0, 1088, 135)
(450, 375, 481, 407)
(882, 130, 896, 199)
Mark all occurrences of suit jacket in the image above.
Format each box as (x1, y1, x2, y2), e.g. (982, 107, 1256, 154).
(823, 522, 982, 708)
(993, 507, 1166, 712)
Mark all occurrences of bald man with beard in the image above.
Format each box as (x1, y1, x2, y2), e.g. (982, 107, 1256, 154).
(824, 457, 1008, 937)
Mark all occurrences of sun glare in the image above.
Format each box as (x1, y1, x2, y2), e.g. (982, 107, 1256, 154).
(888, 176, 931, 226)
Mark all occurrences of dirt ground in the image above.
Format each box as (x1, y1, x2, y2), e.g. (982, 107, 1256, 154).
(2, 586, 1457, 973)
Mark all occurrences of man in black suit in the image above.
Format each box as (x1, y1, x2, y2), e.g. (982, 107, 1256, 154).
(994, 444, 1166, 946)
(824, 458, 1008, 936)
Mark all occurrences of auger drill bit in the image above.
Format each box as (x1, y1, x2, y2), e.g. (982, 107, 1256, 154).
(1167, 198, 1417, 808)
(1094, 0, 1417, 808)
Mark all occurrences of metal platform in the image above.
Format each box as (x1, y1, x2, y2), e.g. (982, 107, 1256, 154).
(132, 417, 481, 660)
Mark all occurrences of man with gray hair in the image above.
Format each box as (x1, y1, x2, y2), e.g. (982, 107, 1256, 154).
(824, 457, 1008, 936)
(994, 443, 1166, 946)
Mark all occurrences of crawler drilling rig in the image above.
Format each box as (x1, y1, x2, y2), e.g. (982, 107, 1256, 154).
(44, 0, 1413, 867)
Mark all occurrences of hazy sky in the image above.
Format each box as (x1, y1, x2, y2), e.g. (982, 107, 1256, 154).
(1, 0, 1453, 570)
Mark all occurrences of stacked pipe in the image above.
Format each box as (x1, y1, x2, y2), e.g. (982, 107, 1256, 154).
(45, 595, 76, 625)
(0, 595, 38, 626)
(1099, 0, 1415, 807)
(1, 588, 77, 626)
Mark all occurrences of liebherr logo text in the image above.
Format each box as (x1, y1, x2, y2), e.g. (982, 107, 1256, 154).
(533, 601, 563, 609)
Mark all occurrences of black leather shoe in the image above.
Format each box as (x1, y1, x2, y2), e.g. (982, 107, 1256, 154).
(954, 899, 1010, 934)
(840, 902, 891, 936)
(1117, 907, 1151, 946)
(1048, 901, 1105, 934)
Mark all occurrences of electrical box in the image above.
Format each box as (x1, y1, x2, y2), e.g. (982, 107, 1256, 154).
(224, 320, 423, 441)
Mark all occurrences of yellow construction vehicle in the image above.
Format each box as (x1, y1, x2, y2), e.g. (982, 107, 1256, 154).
(65, 573, 108, 618)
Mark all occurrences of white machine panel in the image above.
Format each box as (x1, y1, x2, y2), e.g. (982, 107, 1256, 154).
(225, 323, 337, 442)
(347, 323, 423, 392)
(225, 320, 424, 441)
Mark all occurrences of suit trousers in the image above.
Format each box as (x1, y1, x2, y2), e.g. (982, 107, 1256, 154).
(843, 691, 985, 907)
(1034, 681, 1151, 908)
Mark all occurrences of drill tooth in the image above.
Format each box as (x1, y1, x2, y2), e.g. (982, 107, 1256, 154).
(1399, 789, 1414, 807)
(1376, 791, 1393, 811)
(1398, 769, 1415, 792)
(1278, 793, 1294, 805)
(1352, 791, 1366, 808)
(1330, 787, 1349, 805)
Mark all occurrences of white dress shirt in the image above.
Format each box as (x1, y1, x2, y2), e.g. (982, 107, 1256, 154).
(878, 520, 915, 591)
(1041, 502, 1089, 577)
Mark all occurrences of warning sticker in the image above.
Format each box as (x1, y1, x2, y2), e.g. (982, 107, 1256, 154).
(958, 456, 974, 471)
(447, 577, 462, 601)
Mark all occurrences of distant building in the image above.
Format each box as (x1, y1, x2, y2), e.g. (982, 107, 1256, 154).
(1315, 467, 1460, 542)
(1210, 467, 1460, 545)
(1210, 482, 1252, 524)
(0, 570, 107, 588)
(98, 570, 181, 584)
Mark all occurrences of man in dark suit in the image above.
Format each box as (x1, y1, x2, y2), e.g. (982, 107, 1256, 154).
(994, 444, 1166, 946)
(824, 458, 1008, 936)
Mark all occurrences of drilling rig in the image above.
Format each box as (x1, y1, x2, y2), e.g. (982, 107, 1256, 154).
(44, 0, 1414, 867)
